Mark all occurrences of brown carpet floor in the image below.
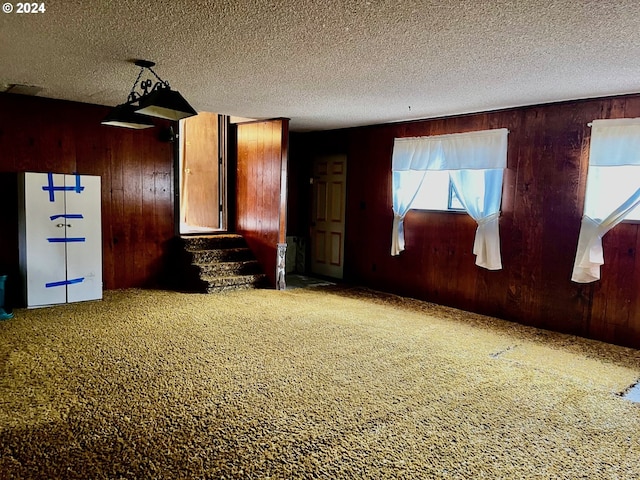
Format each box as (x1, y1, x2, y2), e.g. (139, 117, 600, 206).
(1, 286, 639, 479)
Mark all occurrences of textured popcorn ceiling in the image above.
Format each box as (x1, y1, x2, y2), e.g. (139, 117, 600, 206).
(1, 0, 639, 131)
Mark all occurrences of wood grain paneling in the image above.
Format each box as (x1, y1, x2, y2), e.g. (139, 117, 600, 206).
(291, 94, 640, 349)
(236, 119, 288, 288)
(0, 93, 174, 303)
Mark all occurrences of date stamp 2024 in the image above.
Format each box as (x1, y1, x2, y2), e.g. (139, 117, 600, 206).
(3, 2, 46, 14)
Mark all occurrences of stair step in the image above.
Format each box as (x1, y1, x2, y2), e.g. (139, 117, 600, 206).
(197, 260, 262, 276)
(168, 233, 268, 293)
(190, 247, 255, 264)
(202, 274, 268, 293)
(182, 234, 246, 251)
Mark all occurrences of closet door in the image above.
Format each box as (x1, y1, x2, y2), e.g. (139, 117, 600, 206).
(23, 172, 68, 306)
(64, 174, 102, 303)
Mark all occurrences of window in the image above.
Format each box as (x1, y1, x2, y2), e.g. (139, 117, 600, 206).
(572, 118, 640, 283)
(410, 170, 465, 211)
(391, 128, 509, 270)
(584, 164, 640, 222)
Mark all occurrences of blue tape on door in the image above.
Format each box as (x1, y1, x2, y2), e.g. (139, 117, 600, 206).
(45, 277, 85, 288)
(42, 173, 85, 202)
(50, 214, 84, 221)
(74, 174, 83, 193)
(47, 237, 86, 243)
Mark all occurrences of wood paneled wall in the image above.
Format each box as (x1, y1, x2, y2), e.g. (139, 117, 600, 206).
(236, 119, 288, 287)
(291, 95, 640, 349)
(0, 93, 175, 302)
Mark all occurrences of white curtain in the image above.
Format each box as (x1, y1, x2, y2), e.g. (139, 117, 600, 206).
(391, 170, 428, 255)
(391, 128, 508, 269)
(572, 118, 640, 282)
(450, 169, 504, 270)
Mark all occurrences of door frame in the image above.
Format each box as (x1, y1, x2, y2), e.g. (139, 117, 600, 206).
(174, 114, 229, 235)
(309, 153, 348, 279)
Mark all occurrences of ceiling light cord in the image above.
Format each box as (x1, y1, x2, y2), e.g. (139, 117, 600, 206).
(147, 66, 170, 89)
(127, 67, 146, 104)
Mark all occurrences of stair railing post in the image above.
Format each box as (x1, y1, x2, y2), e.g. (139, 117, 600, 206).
(276, 243, 287, 290)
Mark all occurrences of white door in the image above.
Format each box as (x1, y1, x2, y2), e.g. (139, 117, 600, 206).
(65, 174, 102, 303)
(24, 173, 67, 306)
(310, 155, 347, 278)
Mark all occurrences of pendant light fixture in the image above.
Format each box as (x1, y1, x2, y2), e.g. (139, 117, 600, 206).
(101, 60, 197, 129)
(101, 104, 154, 129)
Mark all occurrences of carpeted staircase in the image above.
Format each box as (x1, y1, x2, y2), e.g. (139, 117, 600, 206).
(171, 234, 267, 293)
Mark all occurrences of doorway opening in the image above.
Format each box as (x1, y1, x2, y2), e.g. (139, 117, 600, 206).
(178, 112, 227, 234)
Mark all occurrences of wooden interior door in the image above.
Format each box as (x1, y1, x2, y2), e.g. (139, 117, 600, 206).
(180, 112, 220, 233)
(310, 154, 347, 278)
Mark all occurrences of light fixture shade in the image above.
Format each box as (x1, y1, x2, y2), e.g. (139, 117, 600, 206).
(101, 104, 155, 129)
(135, 89, 198, 121)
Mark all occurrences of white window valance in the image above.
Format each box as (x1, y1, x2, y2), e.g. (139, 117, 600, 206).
(392, 128, 509, 171)
(588, 118, 640, 166)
